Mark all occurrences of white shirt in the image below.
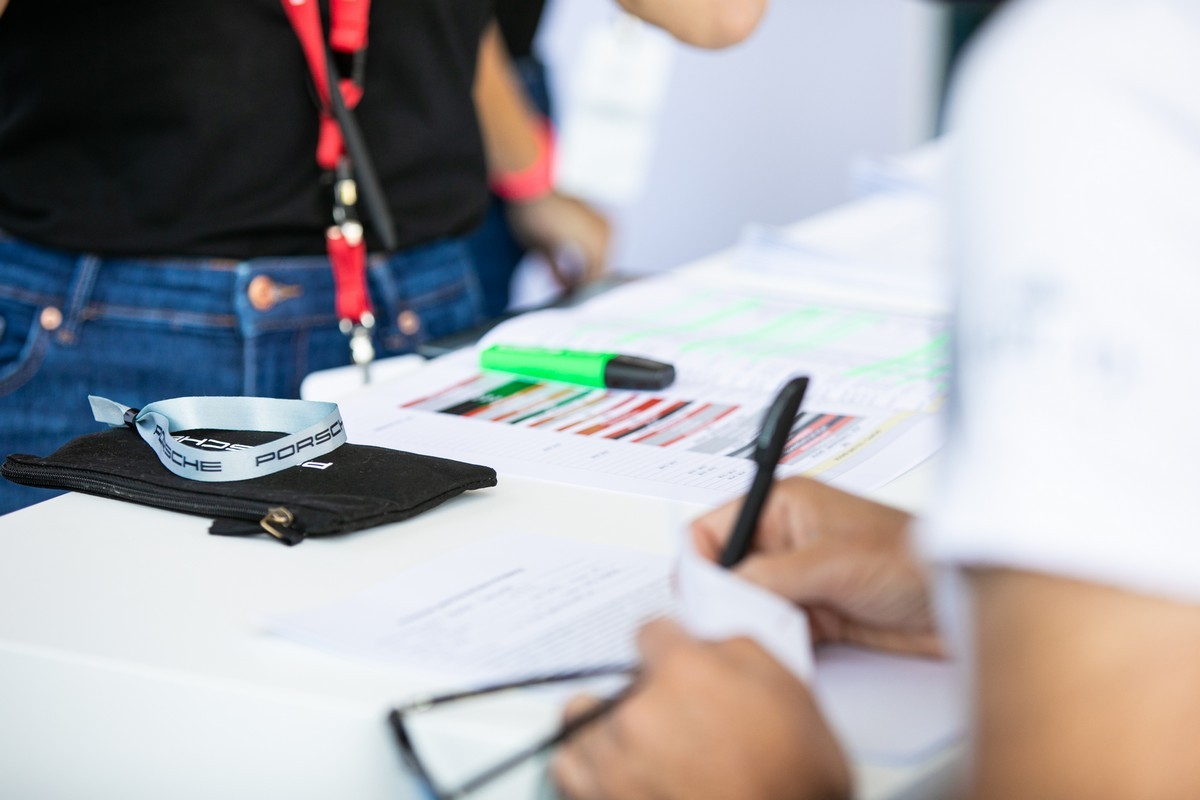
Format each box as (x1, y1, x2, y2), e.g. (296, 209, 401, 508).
(921, 0, 1200, 602)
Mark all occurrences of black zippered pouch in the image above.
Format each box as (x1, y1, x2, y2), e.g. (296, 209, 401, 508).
(2, 426, 497, 545)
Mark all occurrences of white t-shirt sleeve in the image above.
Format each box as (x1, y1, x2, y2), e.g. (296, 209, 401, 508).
(920, 0, 1200, 603)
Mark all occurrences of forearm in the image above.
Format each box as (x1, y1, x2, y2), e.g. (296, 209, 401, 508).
(616, 0, 766, 48)
(971, 569, 1200, 798)
(474, 21, 542, 178)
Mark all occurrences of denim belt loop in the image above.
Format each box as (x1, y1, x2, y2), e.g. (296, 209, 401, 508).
(233, 260, 259, 341)
(57, 253, 102, 346)
(368, 256, 424, 352)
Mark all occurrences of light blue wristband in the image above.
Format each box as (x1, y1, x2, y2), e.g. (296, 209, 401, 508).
(89, 395, 347, 482)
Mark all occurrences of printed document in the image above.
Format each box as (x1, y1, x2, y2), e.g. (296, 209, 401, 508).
(477, 277, 948, 410)
(339, 273, 946, 504)
(268, 531, 812, 684)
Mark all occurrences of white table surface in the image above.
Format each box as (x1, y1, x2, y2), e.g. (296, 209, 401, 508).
(0, 428, 958, 799)
(0, 183, 963, 798)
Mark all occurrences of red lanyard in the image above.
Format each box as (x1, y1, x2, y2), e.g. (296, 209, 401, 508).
(282, 0, 376, 374)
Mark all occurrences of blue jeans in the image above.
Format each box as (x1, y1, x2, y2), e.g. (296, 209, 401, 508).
(0, 232, 485, 514)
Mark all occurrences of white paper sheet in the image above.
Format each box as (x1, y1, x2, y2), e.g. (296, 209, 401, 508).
(340, 349, 943, 506)
(477, 277, 949, 413)
(269, 532, 672, 685)
(333, 265, 947, 504)
(268, 531, 961, 763)
(814, 645, 963, 765)
(733, 218, 948, 313)
(268, 532, 820, 681)
(675, 537, 813, 679)
(268, 531, 814, 683)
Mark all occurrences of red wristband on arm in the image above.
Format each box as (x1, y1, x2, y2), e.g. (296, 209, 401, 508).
(489, 119, 556, 203)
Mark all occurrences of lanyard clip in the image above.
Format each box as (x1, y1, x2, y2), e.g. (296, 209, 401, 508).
(333, 157, 358, 226)
(340, 311, 375, 384)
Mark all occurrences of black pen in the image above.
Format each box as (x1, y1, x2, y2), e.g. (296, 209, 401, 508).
(718, 376, 810, 568)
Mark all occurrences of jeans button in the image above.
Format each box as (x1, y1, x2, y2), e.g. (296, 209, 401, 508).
(247, 275, 277, 311)
(397, 310, 421, 336)
(247, 275, 303, 312)
(39, 306, 62, 331)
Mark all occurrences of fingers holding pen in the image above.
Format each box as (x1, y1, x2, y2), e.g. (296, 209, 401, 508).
(558, 470, 927, 799)
(690, 476, 820, 561)
(688, 475, 942, 657)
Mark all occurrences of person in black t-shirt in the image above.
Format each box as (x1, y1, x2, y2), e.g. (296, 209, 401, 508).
(0, 0, 497, 514)
(0, 0, 763, 514)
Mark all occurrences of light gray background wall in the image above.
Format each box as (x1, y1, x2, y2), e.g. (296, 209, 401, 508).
(536, 0, 945, 276)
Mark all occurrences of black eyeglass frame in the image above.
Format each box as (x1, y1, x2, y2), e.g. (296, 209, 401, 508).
(387, 665, 638, 800)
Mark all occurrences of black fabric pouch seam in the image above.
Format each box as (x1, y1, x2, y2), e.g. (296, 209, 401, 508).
(0, 457, 333, 541)
(1, 427, 497, 545)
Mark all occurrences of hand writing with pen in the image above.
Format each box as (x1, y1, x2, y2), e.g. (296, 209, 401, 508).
(552, 476, 943, 800)
(389, 381, 944, 800)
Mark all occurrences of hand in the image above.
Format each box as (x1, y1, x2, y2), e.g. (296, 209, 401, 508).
(505, 191, 610, 291)
(615, 0, 766, 48)
(552, 619, 851, 800)
(692, 476, 942, 657)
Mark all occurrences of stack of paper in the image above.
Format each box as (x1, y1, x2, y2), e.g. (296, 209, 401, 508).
(340, 271, 947, 505)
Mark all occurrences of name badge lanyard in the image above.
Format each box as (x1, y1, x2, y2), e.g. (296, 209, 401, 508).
(282, 0, 397, 382)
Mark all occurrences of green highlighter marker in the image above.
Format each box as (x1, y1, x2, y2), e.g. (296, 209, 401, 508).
(480, 345, 676, 390)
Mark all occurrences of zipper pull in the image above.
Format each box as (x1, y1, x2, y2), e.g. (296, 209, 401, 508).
(260, 507, 304, 545)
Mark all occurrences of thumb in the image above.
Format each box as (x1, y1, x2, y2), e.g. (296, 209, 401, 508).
(636, 617, 693, 667)
(689, 519, 726, 562)
(544, 242, 587, 291)
(561, 693, 605, 724)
